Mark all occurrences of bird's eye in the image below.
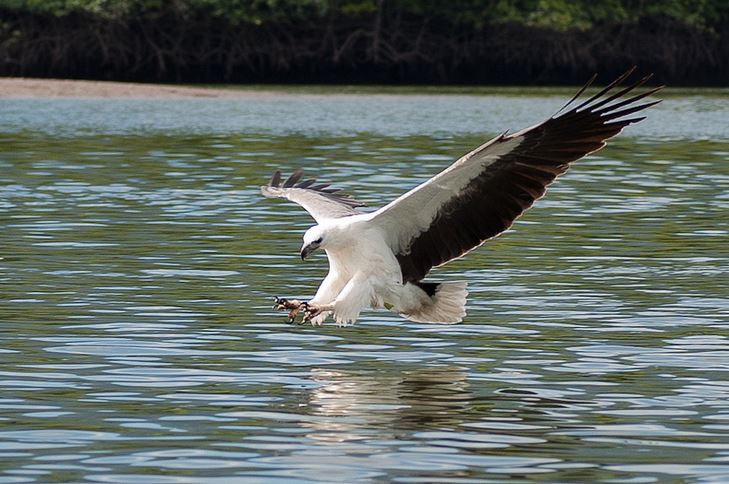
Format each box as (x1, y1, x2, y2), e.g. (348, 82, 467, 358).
(314, 237, 323, 244)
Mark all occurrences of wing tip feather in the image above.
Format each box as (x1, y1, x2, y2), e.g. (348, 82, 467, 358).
(263, 168, 365, 208)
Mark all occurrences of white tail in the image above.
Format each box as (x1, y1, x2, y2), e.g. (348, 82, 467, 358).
(400, 281, 468, 324)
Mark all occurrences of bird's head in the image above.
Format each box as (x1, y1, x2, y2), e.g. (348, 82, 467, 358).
(301, 226, 326, 260)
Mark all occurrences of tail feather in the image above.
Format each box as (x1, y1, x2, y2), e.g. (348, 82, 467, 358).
(399, 281, 468, 324)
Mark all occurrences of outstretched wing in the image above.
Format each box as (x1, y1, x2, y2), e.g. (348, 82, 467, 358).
(369, 68, 663, 283)
(261, 169, 365, 223)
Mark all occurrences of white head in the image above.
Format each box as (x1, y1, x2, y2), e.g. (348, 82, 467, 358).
(301, 225, 326, 260)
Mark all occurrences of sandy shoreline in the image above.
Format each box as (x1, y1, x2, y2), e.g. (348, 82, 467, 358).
(0, 77, 268, 98)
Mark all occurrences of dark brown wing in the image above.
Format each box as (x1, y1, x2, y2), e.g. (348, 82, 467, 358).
(372, 68, 662, 284)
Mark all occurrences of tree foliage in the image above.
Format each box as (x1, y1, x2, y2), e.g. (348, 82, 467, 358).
(1, 0, 727, 30)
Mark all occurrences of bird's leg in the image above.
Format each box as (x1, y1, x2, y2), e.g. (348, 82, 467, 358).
(272, 297, 305, 323)
(302, 302, 335, 324)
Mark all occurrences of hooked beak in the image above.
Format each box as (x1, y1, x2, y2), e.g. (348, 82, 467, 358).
(300, 242, 319, 260)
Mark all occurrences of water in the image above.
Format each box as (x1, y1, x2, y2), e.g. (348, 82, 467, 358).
(1, 88, 728, 483)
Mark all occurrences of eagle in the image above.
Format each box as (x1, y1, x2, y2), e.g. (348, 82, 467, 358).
(261, 68, 662, 326)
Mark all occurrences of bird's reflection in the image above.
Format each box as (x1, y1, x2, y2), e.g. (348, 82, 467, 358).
(303, 367, 471, 443)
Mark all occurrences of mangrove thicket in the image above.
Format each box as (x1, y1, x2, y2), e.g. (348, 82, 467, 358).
(1, 0, 727, 85)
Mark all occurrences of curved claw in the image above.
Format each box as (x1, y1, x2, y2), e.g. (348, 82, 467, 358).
(272, 296, 286, 310)
(272, 297, 304, 323)
(302, 303, 323, 323)
(295, 302, 310, 325)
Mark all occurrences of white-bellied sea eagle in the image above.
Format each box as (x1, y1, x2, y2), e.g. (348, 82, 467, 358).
(261, 68, 662, 326)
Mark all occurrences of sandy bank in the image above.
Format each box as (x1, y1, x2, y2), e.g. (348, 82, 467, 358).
(0, 78, 267, 98)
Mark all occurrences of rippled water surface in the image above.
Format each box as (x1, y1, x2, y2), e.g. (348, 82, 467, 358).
(1, 88, 728, 483)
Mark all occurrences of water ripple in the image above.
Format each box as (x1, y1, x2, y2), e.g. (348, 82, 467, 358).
(0, 93, 728, 482)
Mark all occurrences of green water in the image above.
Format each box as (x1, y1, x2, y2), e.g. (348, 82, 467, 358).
(0, 90, 728, 483)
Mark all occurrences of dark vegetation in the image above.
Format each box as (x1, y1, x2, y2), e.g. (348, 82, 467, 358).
(1, 0, 728, 85)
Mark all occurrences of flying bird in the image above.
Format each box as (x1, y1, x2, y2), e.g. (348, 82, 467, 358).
(261, 68, 662, 326)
